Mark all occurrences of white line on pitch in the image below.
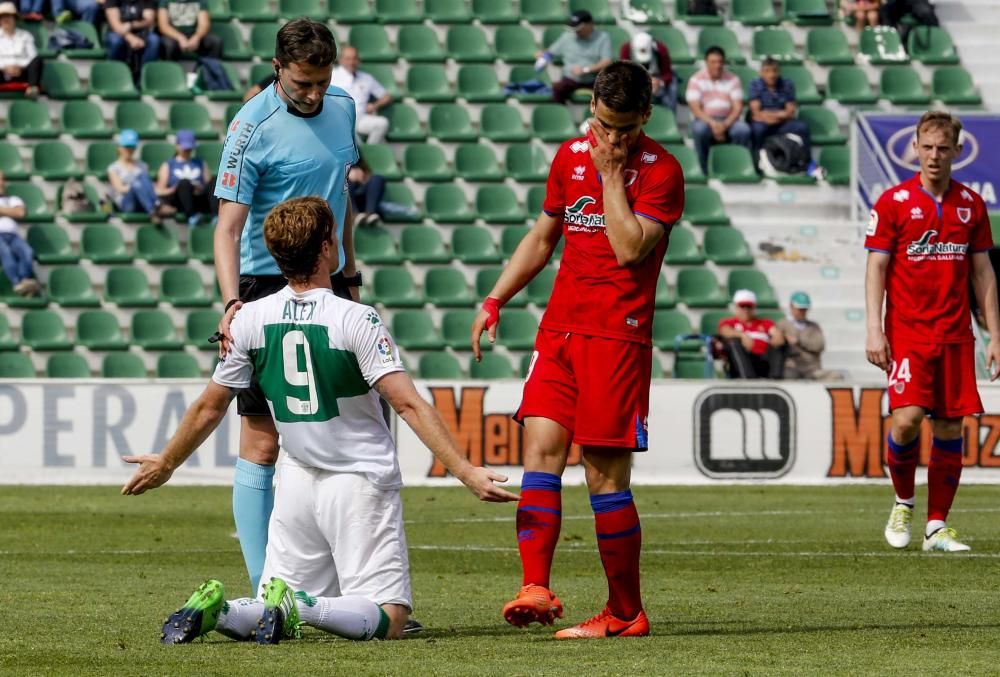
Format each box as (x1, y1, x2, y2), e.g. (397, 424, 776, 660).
(407, 544, 1000, 558)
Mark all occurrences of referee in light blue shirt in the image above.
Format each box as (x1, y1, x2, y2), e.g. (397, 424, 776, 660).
(212, 17, 361, 598)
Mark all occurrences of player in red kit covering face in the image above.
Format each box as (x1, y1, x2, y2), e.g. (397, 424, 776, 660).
(865, 111, 1000, 553)
(471, 61, 684, 639)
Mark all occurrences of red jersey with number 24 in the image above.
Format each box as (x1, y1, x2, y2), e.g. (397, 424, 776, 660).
(865, 174, 993, 344)
(540, 132, 685, 346)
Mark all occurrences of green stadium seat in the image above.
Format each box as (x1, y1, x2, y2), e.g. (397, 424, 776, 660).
(427, 0, 471, 22)
(331, 0, 375, 22)
(495, 26, 537, 62)
(385, 104, 426, 142)
(752, 27, 800, 63)
(649, 26, 694, 64)
(526, 185, 547, 219)
(429, 104, 477, 142)
(57, 20, 101, 57)
(827, 66, 877, 105)
(105, 267, 157, 307)
(0, 353, 35, 377)
(41, 61, 87, 99)
(359, 144, 402, 180)
(76, 310, 129, 350)
(443, 309, 487, 350)
(675, 354, 713, 378)
(392, 311, 445, 350)
(425, 185, 475, 224)
(381, 183, 423, 222)
(782, 65, 823, 105)
(224, 102, 242, 127)
(786, 0, 833, 24)
(677, 268, 728, 308)
(630, 0, 670, 23)
(401, 225, 451, 263)
(728, 269, 778, 308)
(697, 27, 745, 64)
(140, 142, 177, 172)
(22, 23, 54, 58)
(571, 0, 614, 22)
(476, 267, 527, 307)
(645, 107, 682, 144)
(210, 22, 251, 60)
(157, 353, 202, 378)
(132, 310, 184, 350)
(403, 144, 454, 182)
(819, 146, 849, 185)
(161, 267, 212, 307)
(188, 226, 215, 263)
(9, 101, 57, 138)
(806, 27, 854, 65)
(505, 143, 549, 182)
(481, 104, 530, 142)
(501, 225, 530, 258)
(477, 186, 526, 224)
(207, 0, 229, 20)
(230, 0, 276, 20)
(667, 145, 706, 185)
(992, 212, 1000, 245)
(676, 0, 723, 24)
(49, 267, 99, 307)
(709, 145, 760, 183)
(932, 67, 982, 106)
(652, 310, 700, 351)
(424, 267, 475, 307)
(168, 102, 217, 139)
(880, 66, 930, 105)
(249, 23, 279, 58)
(115, 101, 165, 139)
(470, 353, 515, 379)
(81, 225, 131, 263)
(733, 0, 779, 24)
(6, 183, 51, 222)
(32, 141, 82, 180)
(46, 353, 91, 378)
(665, 226, 706, 265)
(650, 353, 665, 379)
(375, 0, 424, 22)
(419, 352, 463, 379)
(0, 142, 27, 178)
(447, 25, 495, 63)
(497, 309, 539, 350)
(90, 61, 140, 100)
(195, 142, 223, 175)
(0, 271, 47, 308)
(531, 105, 577, 143)
(456, 65, 505, 103)
(406, 65, 455, 103)
(61, 101, 112, 139)
(349, 25, 397, 62)
(141, 62, 193, 99)
(525, 267, 556, 307)
(373, 268, 424, 308)
(354, 225, 403, 264)
(27, 224, 76, 264)
(507, 65, 553, 102)
(57, 182, 104, 223)
(859, 26, 908, 65)
(102, 353, 147, 378)
(521, 0, 565, 23)
(22, 310, 73, 350)
(682, 186, 730, 226)
(278, 0, 327, 19)
(398, 25, 447, 62)
(908, 26, 959, 65)
(704, 226, 753, 265)
(456, 144, 505, 181)
(655, 273, 677, 308)
(473, 0, 516, 22)
(0, 315, 15, 351)
(798, 106, 846, 145)
(187, 310, 222, 351)
(453, 226, 502, 264)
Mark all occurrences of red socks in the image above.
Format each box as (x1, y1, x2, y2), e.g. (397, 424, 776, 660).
(886, 432, 919, 501)
(928, 436, 963, 523)
(516, 472, 562, 588)
(591, 490, 643, 620)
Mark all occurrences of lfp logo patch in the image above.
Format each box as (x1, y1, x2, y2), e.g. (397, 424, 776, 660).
(376, 336, 395, 364)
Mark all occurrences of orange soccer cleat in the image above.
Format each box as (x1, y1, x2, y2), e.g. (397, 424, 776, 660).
(502, 584, 564, 628)
(553, 607, 650, 639)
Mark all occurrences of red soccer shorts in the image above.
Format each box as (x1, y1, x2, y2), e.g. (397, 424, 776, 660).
(886, 337, 983, 418)
(514, 329, 651, 449)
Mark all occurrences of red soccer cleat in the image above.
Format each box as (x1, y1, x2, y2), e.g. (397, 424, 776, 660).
(553, 607, 650, 639)
(502, 584, 564, 628)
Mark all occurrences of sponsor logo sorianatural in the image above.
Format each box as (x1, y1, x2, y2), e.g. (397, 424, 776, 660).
(693, 387, 796, 479)
(570, 140, 590, 153)
(225, 121, 256, 171)
(563, 195, 605, 229)
(906, 229, 968, 257)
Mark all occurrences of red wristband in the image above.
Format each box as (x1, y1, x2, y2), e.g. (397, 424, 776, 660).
(483, 297, 503, 330)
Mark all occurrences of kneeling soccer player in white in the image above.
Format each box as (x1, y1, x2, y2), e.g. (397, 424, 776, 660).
(123, 196, 519, 643)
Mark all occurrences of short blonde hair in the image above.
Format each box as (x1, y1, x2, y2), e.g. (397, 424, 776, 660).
(263, 196, 336, 283)
(916, 111, 962, 146)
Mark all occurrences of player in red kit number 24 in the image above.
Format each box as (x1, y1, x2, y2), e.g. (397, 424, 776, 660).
(471, 62, 684, 639)
(865, 111, 1000, 553)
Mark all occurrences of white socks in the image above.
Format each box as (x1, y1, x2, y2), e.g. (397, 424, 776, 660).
(896, 495, 915, 507)
(294, 592, 387, 641)
(926, 519, 947, 537)
(215, 597, 265, 640)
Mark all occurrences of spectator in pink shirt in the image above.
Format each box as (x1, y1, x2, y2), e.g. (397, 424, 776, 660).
(685, 46, 751, 174)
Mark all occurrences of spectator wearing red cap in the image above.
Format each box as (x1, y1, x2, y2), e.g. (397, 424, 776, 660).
(155, 129, 217, 225)
(717, 289, 786, 378)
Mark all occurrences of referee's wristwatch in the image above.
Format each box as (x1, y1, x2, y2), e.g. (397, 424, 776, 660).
(342, 272, 363, 287)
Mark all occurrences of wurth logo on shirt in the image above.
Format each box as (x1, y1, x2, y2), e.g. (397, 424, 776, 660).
(563, 195, 605, 231)
(906, 229, 969, 259)
(226, 121, 256, 170)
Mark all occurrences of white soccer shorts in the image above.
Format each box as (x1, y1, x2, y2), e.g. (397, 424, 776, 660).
(259, 455, 413, 610)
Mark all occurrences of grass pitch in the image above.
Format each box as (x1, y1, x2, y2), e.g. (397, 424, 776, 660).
(3, 484, 1000, 676)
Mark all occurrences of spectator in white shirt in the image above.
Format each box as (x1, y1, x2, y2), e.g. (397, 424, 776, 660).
(0, 171, 39, 297)
(685, 46, 751, 174)
(0, 2, 41, 99)
(330, 45, 391, 144)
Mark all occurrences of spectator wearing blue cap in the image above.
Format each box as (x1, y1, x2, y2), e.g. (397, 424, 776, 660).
(776, 291, 841, 380)
(107, 128, 175, 223)
(155, 128, 217, 225)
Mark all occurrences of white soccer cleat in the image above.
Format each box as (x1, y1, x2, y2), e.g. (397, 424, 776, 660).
(884, 503, 913, 549)
(922, 527, 971, 553)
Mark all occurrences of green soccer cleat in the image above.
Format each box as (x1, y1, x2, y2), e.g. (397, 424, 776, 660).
(254, 578, 302, 645)
(161, 579, 225, 644)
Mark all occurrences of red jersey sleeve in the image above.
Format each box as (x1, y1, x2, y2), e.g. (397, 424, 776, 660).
(541, 142, 568, 218)
(632, 153, 684, 228)
(971, 197, 994, 252)
(717, 317, 736, 334)
(864, 190, 899, 253)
